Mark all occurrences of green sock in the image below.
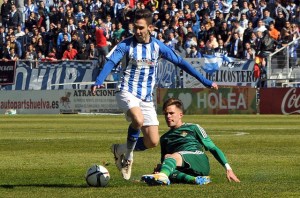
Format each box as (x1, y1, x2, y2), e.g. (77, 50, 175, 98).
(160, 158, 177, 177)
(170, 170, 196, 184)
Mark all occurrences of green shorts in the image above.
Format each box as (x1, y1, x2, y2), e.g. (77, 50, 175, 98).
(177, 150, 210, 176)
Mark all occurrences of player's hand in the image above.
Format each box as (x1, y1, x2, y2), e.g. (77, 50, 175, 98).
(211, 82, 218, 90)
(226, 169, 240, 182)
(91, 84, 104, 96)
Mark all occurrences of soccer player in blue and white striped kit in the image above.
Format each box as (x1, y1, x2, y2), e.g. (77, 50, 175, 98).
(91, 9, 218, 180)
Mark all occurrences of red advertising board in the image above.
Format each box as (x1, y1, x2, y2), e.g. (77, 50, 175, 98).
(260, 88, 300, 114)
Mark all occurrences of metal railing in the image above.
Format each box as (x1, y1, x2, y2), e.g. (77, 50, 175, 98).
(266, 37, 300, 87)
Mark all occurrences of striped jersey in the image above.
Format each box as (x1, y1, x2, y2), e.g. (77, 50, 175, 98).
(96, 36, 213, 101)
(160, 123, 228, 165)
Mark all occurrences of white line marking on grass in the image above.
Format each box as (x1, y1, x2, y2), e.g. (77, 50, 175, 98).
(212, 132, 250, 136)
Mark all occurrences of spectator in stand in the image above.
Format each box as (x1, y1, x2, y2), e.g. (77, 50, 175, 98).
(95, 20, 109, 67)
(157, 32, 165, 43)
(243, 42, 256, 60)
(232, 19, 245, 41)
(25, 43, 38, 67)
(210, 2, 222, 20)
(221, 0, 231, 19)
(217, 21, 231, 45)
(112, 22, 125, 44)
(26, 44, 38, 61)
(63, 0, 73, 10)
(24, 0, 37, 21)
(37, 0, 50, 31)
(15, 25, 25, 39)
(123, 22, 134, 38)
(268, 22, 280, 41)
(71, 33, 82, 52)
(77, 44, 89, 60)
(36, 37, 47, 56)
(206, 33, 219, 52)
(215, 9, 225, 28)
(274, 0, 289, 21)
(240, 13, 249, 30)
(75, 4, 86, 23)
(65, 7, 75, 25)
(1, 0, 12, 30)
(167, 31, 179, 51)
(243, 21, 254, 43)
(187, 45, 202, 58)
(179, 18, 188, 34)
(274, 11, 287, 31)
(248, 31, 259, 51)
(57, 27, 71, 51)
(286, 0, 298, 23)
(9, 4, 22, 28)
(9, 34, 22, 59)
(248, 9, 259, 29)
(262, 9, 275, 28)
(88, 43, 99, 60)
(230, 0, 240, 20)
(62, 43, 78, 60)
(75, 21, 86, 44)
(54, 6, 66, 27)
(3, 48, 19, 61)
(281, 21, 292, 37)
(254, 19, 268, 33)
(67, 18, 77, 34)
(170, 2, 178, 17)
(0, 26, 6, 58)
(240, 0, 250, 15)
(216, 39, 228, 55)
(229, 32, 243, 58)
(198, 39, 206, 55)
(37, 50, 45, 61)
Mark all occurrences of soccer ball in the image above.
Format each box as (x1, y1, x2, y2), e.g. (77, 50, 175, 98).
(85, 165, 110, 187)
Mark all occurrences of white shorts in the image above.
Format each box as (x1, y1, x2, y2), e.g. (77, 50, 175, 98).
(116, 91, 159, 126)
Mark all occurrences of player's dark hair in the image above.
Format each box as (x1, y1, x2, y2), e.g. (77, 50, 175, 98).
(163, 98, 184, 112)
(134, 9, 153, 25)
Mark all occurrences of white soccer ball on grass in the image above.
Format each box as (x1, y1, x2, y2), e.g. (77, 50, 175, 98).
(85, 165, 110, 187)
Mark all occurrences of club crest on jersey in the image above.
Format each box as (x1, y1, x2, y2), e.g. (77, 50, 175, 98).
(180, 131, 188, 137)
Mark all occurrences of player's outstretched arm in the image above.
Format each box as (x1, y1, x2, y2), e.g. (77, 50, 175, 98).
(226, 169, 240, 182)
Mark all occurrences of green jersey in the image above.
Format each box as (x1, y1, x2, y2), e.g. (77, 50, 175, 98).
(160, 123, 228, 167)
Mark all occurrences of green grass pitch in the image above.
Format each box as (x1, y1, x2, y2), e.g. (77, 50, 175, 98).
(0, 114, 299, 198)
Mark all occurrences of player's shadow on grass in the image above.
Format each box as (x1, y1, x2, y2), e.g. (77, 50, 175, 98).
(0, 184, 88, 189)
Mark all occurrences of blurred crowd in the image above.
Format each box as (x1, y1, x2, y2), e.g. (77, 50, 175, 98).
(0, 0, 299, 66)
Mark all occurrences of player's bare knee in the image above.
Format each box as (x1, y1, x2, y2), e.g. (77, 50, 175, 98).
(131, 117, 144, 129)
(147, 141, 159, 148)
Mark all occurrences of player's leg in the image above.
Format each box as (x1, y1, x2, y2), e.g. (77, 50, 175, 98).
(175, 152, 211, 185)
(111, 91, 143, 180)
(141, 153, 182, 185)
(169, 170, 211, 185)
(135, 100, 159, 150)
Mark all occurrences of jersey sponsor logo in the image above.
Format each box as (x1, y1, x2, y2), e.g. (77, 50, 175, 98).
(129, 58, 157, 67)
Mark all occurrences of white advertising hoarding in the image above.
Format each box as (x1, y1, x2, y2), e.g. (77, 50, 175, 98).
(0, 89, 120, 114)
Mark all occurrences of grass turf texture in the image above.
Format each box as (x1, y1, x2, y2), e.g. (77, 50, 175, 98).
(0, 115, 299, 198)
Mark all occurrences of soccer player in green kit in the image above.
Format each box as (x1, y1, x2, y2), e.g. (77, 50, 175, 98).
(141, 98, 240, 185)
